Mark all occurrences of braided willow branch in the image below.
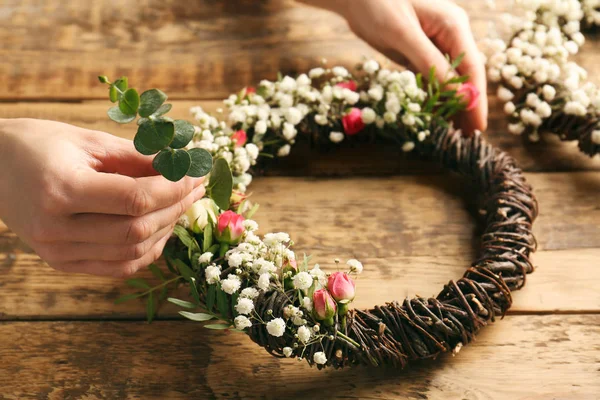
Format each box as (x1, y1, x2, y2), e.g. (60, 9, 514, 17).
(248, 125, 538, 369)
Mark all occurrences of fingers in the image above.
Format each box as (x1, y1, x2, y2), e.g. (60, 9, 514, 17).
(37, 223, 175, 263)
(398, 29, 454, 84)
(58, 184, 205, 244)
(51, 229, 173, 277)
(70, 169, 205, 216)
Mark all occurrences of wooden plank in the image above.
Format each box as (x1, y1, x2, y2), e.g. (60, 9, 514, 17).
(1, 173, 598, 318)
(1, 0, 597, 100)
(1, 100, 600, 173)
(0, 316, 597, 399)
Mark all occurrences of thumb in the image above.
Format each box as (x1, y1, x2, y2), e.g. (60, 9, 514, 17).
(87, 131, 158, 177)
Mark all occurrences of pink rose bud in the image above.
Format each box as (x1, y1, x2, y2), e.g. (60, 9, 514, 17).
(313, 289, 337, 322)
(246, 86, 256, 94)
(327, 272, 355, 303)
(342, 107, 365, 136)
(215, 210, 245, 245)
(232, 130, 247, 147)
(457, 82, 480, 111)
(336, 80, 357, 91)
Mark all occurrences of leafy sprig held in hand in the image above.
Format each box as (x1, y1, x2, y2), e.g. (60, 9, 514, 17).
(98, 75, 213, 182)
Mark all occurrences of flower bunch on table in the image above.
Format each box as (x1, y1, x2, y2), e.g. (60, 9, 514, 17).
(481, 0, 600, 145)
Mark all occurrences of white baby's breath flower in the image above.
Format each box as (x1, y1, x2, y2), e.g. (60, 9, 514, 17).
(277, 144, 291, 157)
(284, 107, 302, 126)
(282, 122, 297, 141)
(497, 86, 514, 102)
(383, 111, 397, 123)
(308, 67, 325, 79)
(315, 114, 328, 126)
(313, 351, 327, 365)
(221, 274, 242, 294)
(296, 73, 311, 86)
(258, 273, 271, 291)
(255, 120, 267, 135)
(235, 297, 254, 315)
(332, 66, 348, 77)
(245, 143, 259, 160)
(243, 219, 258, 232)
(526, 93, 540, 107)
(297, 325, 312, 343)
(535, 101, 552, 118)
(329, 131, 344, 143)
(283, 347, 293, 357)
(347, 259, 363, 274)
(361, 107, 376, 124)
(240, 287, 259, 299)
(368, 85, 384, 101)
(198, 252, 213, 264)
(266, 318, 286, 337)
(302, 296, 313, 311)
(227, 252, 244, 268)
(234, 315, 252, 330)
(591, 130, 600, 145)
(402, 141, 415, 152)
(205, 264, 221, 284)
(504, 101, 516, 115)
(363, 59, 379, 74)
(542, 85, 556, 101)
(564, 101, 587, 116)
(509, 76, 523, 89)
(508, 123, 525, 135)
(401, 114, 416, 126)
(279, 76, 297, 92)
(293, 272, 313, 290)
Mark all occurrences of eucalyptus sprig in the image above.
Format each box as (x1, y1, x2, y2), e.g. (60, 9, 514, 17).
(98, 75, 213, 182)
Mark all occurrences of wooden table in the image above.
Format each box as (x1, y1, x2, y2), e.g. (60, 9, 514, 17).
(1, 1, 599, 399)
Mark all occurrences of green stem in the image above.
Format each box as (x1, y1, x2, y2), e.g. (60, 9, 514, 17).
(140, 276, 182, 297)
(336, 331, 361, 349)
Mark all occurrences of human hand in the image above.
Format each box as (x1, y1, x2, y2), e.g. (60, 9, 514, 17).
(0, 118, 205, 277)
(300, 0, 488, 134)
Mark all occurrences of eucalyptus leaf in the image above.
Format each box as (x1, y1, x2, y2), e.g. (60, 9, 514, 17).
(148, 263, 165, 281)
(204, 324, 231, 330)
(119, 88, 140, 116)
(170, 120, 195, 149)
(152, 103, 172, 117)
(173, 259, 194, 281)
(109, 86, 119, 103)
(207, 158, 233, 210)
(108, 106, 136, 124)
(125, 278, 150, 289)
(179, 311, 215, 321)
(114, 293, 143, 304)
(152, 148, 191, 182)
(187, 148, 213, 178)
(136, 119, 174, 153)
(137, 117, 148, 126)
(168, 297, 197, 309)
(133, 133, 160, 156)
(139, 89, 168, 118)
(114, 77, 128, 92)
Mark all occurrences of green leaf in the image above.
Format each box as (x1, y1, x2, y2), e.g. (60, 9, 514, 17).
(148, 264, 165, 281)
(245, 203, 259, 219)
(146, 292, 156, 323)
(114, 77, 128, 92)
(187, 148, 212, 178)
(109, 86, 119, 103)
(135, 119, 174, 153)
(133, 133, 160, 156)
(98, 75, 110, 84)
(152, 148, 191, 182)
(119, 88, 140, 116)
(428, 66, 436, 84)
(139, 89, 168, 118)
(416, 72, 423, 89)
(203, 222, 213, 252)
(451, 53, 465, 70)
(189, 278, 201, 305)
(173, 259, 194, 281)
(204, 324, 231, 330)
(108, 106, 136, 124)
(125, 278, 150, 290)
(152, 103, 172, 117)
(168, 297, 197, 309)
(446, 75, 469, 84)
(114, 293, 143, 304)
(231, 292, 239, 318)
(173, 225, 200, 253)
(207, 244, 220, 255)
(179, 311, 215, 321)
(207, 158, 233, 210)
(206, 284, 217, 312)
(216, 285, 230, 320)
(159, 285, 168, 301)
(170, 120, 195, 149)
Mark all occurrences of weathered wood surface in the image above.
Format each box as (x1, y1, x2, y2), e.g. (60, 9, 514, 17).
(1, 173, 599, 319)
(1, 0, 598, 101)
(0, 316, 598, 399)
(1, 100, 600, 174)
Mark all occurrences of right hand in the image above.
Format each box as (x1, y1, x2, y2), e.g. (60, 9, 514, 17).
(0, 118, 205, 277)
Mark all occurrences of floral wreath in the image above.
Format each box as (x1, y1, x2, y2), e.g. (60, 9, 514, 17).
(95, 18, 553, 370)
(482, 0, 600, 156)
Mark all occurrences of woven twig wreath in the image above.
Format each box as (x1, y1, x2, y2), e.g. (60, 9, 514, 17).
(105, 49, 539, 370)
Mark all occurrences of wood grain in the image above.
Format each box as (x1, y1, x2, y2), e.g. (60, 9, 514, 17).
(0, 316, 598, 399)
(1, 173, 598, 319)
(1, 0, 597, 101)
(1, 100, 600, 174)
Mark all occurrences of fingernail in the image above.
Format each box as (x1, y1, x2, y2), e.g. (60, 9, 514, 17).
(193, 185, 206, 200)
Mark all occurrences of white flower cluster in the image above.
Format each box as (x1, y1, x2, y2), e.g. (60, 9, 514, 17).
(482, 0, 600, 144)
(582, 0, 600, 26)
(188, 106, 257, 192)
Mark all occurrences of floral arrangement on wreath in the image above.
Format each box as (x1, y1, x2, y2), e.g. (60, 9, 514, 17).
(99, 49, 537, 369)
(482, 0, 600, 155)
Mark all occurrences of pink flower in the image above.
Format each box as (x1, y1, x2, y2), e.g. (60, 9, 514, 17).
(342, 107, 365, 135)
(313, 289, 336, 321)
(246, 86, 256, 94)
(232, 130, 247, 147)
(457, 82, 480, 111)
(327, 272, 355, 303)
(336, 80, 357, 91)
(215, 210, 245, 245)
